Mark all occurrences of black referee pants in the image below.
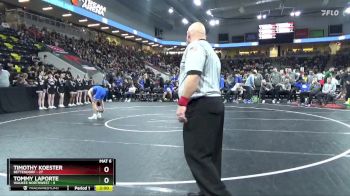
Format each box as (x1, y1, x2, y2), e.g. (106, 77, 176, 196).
(183, 97, 231, 196)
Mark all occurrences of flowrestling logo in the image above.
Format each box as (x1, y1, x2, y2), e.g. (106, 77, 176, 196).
(71, 0, 107, 16)
(321, 9, 347, 16)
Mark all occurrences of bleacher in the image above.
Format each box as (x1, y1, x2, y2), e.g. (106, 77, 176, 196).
(0, 27, 43, 69)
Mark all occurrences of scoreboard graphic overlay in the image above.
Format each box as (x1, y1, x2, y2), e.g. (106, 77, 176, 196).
(259, 22, 294, 44)
(7, 158, 116, 191)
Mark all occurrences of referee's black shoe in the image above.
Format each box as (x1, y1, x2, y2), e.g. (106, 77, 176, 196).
(187, 192, 204, 196)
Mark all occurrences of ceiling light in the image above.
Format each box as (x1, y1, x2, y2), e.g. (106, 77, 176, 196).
(215, 19, 220, 25)
(152, 44, 159, 47)
(19, 0, 30, 3)
(257, 14, 262, 20)
(62, 13, 72, 17)
(101, 27, 109, 30)
(168, 7, 174, 14)
(209, 19, 216, 26)
(125, 35, 135, 39)
(142, 40, 148, 43)
(193, 0, 201, 6)
(135, 38, 142, 41)
(149, 42, 154, 45)
(182, 18, 189, 25)
(206, 10, 213, 16)
(345, 7, 350, 14)
(290, 11, 301, 17)
(262, 14, 267, 19)
(112, 30, 119, 33)
(42, 6, 53, 11)
(87, 23, 100, 27)
(79, 19, 88, 23)
(121, 33, 128, 36)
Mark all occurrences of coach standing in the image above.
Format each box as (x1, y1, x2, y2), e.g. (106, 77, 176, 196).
(176, 22, 231, 196)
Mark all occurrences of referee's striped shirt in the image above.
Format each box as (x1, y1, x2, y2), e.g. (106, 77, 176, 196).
(178, 40, 221, 98)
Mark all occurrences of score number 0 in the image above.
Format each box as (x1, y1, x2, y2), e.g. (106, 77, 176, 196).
(103, 166, 110, 184)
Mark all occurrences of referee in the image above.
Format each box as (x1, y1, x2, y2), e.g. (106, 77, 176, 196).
(176, 22, 231, 196)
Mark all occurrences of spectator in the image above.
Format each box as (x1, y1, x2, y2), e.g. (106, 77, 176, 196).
(224, 82, 244, 104)
(298, 80, 311, 105)
(324, 67, 334, 82)
(259, 79, 274, 104)
(307, 78, 322, 107)
(275, 78, 292, 104)
(220, 74, 225, 91)
(270, 68, 282, 103)
(125, 83, 137, 102)
(254, 70, 263, 94)
(0, 64, 10, 87)
(243, 70, 255, 104)
(316, 77, 336, 105)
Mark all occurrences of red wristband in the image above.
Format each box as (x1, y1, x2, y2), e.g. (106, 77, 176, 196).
(178, 96, 189, 106)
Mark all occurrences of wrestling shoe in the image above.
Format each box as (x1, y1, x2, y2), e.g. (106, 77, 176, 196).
(261, 100, 265, 104)
(97, 113, 102, 119)
(88, 114, 97, 120)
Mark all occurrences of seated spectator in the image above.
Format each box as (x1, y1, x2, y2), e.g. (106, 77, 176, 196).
(124, 83, 137, 102)
(220, 74, 225, 92)
(298, 80, 311, 105)
(316, 77, 336, 105)
(0, 64, 10, 87)
(259, 80, 274, 104)
(275, 79, 292, 104)
(224, 82, 244, 104)
(16, 73, 30, 87)
(307, 78, 322, 107)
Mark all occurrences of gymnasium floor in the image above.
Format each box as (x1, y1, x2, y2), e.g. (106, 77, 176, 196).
(0, 102, 350, 196)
